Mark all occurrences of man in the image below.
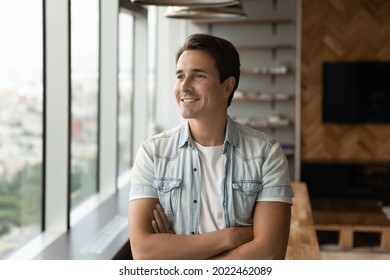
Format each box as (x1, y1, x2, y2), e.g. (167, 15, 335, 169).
(128, 33, 293, 260)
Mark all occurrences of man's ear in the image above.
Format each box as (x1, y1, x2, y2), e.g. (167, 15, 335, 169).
(223, 76, 236, 97)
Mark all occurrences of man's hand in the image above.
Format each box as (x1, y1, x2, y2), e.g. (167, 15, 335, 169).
(151, 203, 175, 234)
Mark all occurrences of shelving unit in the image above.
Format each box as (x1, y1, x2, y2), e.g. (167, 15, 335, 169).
(191, 0, 301, 180)
(233, 95, 294, 102)
(192, 18, 293, 25)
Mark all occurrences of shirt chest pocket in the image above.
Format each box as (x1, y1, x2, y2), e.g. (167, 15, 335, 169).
(232, 180, 262, 225)
(153, 178, 181, 216)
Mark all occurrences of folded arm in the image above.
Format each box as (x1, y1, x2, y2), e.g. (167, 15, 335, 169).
(210, 201, 291, 260)
(128, 198, 253, 260)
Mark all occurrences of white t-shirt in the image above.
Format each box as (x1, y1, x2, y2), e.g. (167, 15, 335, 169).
(193, 141, 225, 234)
(194, 141, 292, 234)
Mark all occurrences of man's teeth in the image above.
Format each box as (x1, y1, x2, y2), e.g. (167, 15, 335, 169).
(182, 98, 197, 102)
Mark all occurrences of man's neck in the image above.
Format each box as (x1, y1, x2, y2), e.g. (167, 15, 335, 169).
(188, 115, 227, 147)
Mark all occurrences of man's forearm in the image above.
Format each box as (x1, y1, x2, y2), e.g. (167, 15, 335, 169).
(130, 227, 252, 260)
(128, 201, 253, 260)
(210, 202, 291, 260)
(209, 239, 286, 260)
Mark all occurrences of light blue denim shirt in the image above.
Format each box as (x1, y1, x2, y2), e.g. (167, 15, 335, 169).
(129, 116, 293, 235)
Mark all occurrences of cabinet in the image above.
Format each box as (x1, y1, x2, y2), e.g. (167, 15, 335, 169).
(192, 0, 301, 180)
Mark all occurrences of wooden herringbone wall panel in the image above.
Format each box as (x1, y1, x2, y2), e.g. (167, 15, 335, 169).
(301, 0, 390, 162)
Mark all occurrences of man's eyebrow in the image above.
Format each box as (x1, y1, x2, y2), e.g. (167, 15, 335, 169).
(175, 68, 208, 75)
(192, 68, 208, 73)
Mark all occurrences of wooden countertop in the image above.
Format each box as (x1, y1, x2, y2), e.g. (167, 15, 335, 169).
(286, 182, 321, 259)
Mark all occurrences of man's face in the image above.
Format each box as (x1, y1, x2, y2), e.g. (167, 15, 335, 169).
(174, 50, 232, 120)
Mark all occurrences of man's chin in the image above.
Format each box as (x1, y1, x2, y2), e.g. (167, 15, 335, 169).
(180, 111, 196, 119)
(181, 114, 193, 120)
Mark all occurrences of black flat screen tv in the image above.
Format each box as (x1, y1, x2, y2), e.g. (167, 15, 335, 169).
(322, 61, 390, 124)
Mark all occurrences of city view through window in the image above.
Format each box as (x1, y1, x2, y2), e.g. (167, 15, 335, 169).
(70, 0, 100, 208)
(0, 1, 43, 258)
(118, 11, 134, 177)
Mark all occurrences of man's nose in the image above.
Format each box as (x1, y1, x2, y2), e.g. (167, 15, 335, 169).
(180, 77, 193, 92)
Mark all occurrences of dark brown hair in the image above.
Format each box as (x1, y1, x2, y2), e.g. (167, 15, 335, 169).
(175, 33, 240, 107)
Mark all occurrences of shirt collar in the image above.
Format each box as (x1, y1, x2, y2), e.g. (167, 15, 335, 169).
(178, 121, 193, 149)
(178, 115, 238, 150)
(224, 115, 238, 148)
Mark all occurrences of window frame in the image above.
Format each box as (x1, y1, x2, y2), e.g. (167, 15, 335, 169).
(0, 0, 45, 259)
(6, 0, 147, 259)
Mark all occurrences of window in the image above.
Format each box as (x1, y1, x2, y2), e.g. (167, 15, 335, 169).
(0, 0, 43, 258)
(70, 0, 100, 208)
(1, 0, 147, 260)
(117, 11, 135, 178)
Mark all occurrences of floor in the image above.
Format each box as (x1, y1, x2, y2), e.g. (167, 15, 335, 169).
(320, 246, 390, 260)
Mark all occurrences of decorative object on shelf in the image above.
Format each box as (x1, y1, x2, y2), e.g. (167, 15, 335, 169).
(274, 92, 291, 100)
(234, 89, 245, 98)
(233, 90, 293, 102)
(249, 116, 269, 127)
(165, 2, 246, 19)
(268, 114, 290, 126)
(232, 115, 291, 129)
(131, 0, 239, 7)
(252, 67, 268, 74)
(246, 90, 259, 100)
(252, 65, 288, 75)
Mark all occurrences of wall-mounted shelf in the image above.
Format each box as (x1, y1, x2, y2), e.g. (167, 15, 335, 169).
(241, 68, 292, 85)
(282, 144, 295, 157)
(233, 115, 293, 130)
(193, 18, 294, 34)
(241, 70, 292, 76)
(249, 123, 293, 129)
(233, 94, 294, 103)
(236, 44, 294, 60)
(192, 18, 293, 25)
(236, 44, 294, 51)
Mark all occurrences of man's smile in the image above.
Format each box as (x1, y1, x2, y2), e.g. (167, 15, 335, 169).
(181, 98, 200, 103)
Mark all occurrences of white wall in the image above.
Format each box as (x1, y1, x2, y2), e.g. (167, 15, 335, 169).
(153, 8, 208, 132)
(154, 8, 183, 132)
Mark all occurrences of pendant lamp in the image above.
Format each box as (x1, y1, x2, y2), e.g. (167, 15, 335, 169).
(131, 0, 239, 7)
(165, 3, 246, 19)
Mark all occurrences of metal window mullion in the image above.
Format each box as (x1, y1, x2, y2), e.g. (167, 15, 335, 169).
(132, 14, 148, 157)
(99, 0, 119, 195)
(44, 0, 70, 233)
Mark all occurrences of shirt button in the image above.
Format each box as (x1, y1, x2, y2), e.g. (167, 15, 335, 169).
(193, 200, 197, 203)
(193, 168, 197, 172)
(191, 231, 195, 235)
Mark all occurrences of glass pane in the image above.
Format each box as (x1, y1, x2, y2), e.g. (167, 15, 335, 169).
(118, 12, 134, 178)
(70, 0, 100, 207)
(0, 1, 43, 258)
